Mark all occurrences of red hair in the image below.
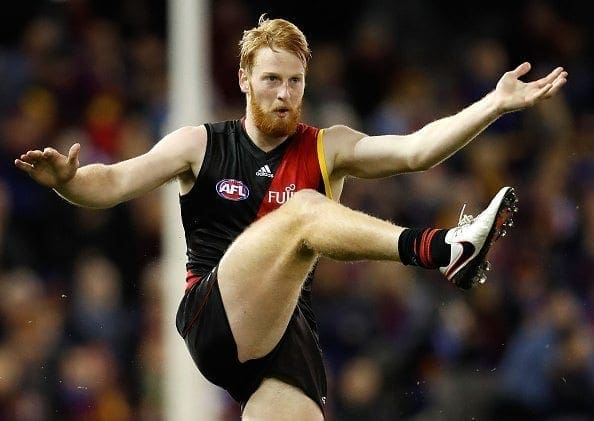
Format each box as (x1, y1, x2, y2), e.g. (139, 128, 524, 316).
(239, 15, 311, 75)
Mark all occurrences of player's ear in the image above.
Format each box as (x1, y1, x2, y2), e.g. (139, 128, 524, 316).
(239, 68, 249, 94)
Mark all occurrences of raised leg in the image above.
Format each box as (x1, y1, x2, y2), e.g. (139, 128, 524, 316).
(217, 189, 403, 363)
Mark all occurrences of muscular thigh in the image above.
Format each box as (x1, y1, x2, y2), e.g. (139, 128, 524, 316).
(217, 198, 317, 362)
(242, 378, 324, 421)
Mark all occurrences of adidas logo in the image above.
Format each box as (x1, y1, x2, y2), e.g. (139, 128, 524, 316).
(256, 164, 274, 178)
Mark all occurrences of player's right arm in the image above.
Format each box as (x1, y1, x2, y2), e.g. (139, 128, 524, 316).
(14, 125, 207, 208)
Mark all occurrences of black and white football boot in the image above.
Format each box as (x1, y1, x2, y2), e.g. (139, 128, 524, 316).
(440, 186, 519, 290)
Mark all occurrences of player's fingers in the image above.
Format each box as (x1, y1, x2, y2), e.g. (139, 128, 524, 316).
(14, 159, 35, 172)
(67, 143, 81, 165)
(545, 76, 568, 98)
(530, 70, 567, 100)
(42, 147, 59, 160)
(510, 62, 531, 78)
(539, 67, 565, 86)
(23, 150, 44, 163)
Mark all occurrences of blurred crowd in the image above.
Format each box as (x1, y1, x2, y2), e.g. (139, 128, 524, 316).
(1, 0, 593, 420)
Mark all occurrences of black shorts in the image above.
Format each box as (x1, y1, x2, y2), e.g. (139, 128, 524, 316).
(175, 266, 327, 413)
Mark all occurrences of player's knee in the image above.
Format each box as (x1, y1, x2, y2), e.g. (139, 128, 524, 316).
(274, 189, 327, 242)
(283, 189, 327, 221)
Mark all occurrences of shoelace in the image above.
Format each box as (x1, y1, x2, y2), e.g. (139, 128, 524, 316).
(457, 204, 475, 226)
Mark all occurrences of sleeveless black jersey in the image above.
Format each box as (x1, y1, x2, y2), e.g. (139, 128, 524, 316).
(179, 119, 332, 278)
(177, 119, 331, 411)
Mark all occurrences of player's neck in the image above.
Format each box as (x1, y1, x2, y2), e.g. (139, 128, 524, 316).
(243, 115, 289, 152)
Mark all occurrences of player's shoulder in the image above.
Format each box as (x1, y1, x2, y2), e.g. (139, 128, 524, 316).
(322, 124, 367, 144)
(168, 124, 206, 135)
(159, 125, 208, 158)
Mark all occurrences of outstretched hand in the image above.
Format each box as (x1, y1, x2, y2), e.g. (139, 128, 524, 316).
(14, 143, 81, 188)
(494, 62, 568, 113)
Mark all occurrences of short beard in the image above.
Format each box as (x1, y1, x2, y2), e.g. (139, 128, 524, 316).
(250, 87, 301, 138)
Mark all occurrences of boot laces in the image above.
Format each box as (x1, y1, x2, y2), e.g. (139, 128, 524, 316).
(457, 204, 475, 226)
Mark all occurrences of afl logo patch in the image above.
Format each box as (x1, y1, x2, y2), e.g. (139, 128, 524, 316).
(216, 179, 250, 201)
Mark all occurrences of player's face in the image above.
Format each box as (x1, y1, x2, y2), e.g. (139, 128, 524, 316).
(242, 47, 305, 138)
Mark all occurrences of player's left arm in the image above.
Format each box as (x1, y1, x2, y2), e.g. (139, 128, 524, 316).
(324, 62, 567, 180)
(324, 94, 501, 179)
